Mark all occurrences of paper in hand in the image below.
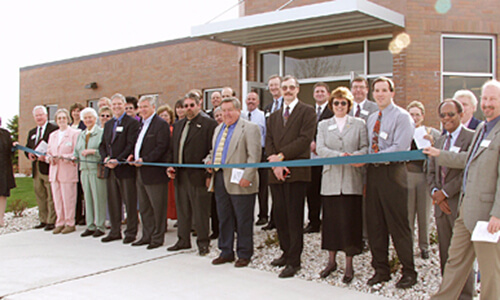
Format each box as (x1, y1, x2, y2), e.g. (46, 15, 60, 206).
(413, 126, 432, 149)
(471, 221, 500, 243)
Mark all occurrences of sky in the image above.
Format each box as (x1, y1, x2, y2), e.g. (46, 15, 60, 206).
(0, 0, 240, 127)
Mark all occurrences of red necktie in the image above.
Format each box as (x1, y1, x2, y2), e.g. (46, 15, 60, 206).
(371, 111, 382, 153)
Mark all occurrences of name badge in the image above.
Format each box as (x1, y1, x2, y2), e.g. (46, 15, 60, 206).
(196, 124, 201, 128)
(450, 146, 460, 153)
(65, 142, 72, 147)
(265, 112, 271, 118)
(480, 140, 491, 148)
(31, 134, 37, 140)
(379, 131, 388, 140)
(328, 124, 337, 131)
(116, 126, 124, 132)
(361, 109, 369, 116)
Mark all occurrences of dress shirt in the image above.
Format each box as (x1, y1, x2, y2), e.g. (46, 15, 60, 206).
(283, 98, 299, 117)
(271, 97, 283, 113)
(35, 122, 49, 145)
(57, 129, 66, 145)
(213, 119, 239, 165)
(367, 102, 414, 154)
(316, 102, 328, 118)
(354, 99, 368, 114)
(334, 116, 347, 133)
(134, 113, 155, 160)
(242, 108, 266, 147)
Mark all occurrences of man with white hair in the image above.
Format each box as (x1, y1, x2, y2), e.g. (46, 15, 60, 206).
(25, 105, 58, 230)
(454, 89, 481, 130)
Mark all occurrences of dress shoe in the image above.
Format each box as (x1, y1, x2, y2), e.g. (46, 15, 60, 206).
(212, 256, 235, 265)
(101, 234, 122, 243)
(270, 256, 286, 267)
(303, 223, 320, 234)
(52, 226, 64, 234)
(123, 236, 136, 244)
(262, 223, 276, 231)
(80, 229, 95, 237)
(132, 239, 150, 246)
(209, 232, 219, 240)
(93, 230, 105, 238)
(44, 224, 55, 231)
(319, 263, 337, 278)
(192, 230, 198, 237)
(61, 226, 76, 234)
(198, 246, 210, 256)
(147, 243, 162, 250)
(167, 243, 191, 251)
(77, 219, 86, 226)
(342, 271, 355, 284)
(279, 265, 300, 278)
(235, 258, 250, 268)
(367, 273, 391, 286)
(420, 249, 430, 260)
(255, 217, 268, 226)
(34, 222, 47, 229)
(396, 274, 417, 289)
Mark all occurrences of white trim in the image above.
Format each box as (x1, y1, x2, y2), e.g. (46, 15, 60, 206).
(241, 48, 248, 111)
(442, 72, 494, 77)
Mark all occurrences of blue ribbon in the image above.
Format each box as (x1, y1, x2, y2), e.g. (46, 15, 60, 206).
(15, 144, 426, 169)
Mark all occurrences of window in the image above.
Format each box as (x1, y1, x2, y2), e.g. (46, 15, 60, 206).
(87, 99, 99, 111)
(46, 104, 58, 123)
(442, 35, 495, 120)
(203, 88, 222, 110)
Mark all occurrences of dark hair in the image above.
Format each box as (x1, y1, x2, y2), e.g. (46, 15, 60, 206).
(68, 102, 85, 122)
(438, 98, 464, 114)
(313, 82, 330, 93)
(267, 74, 282, 84)
(125, 96, 138, 109)
(351, 76, 369, 88)
(372, 76, 394, 92)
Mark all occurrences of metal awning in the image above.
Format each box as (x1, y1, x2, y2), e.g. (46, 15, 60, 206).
(191, 0, 404, 47)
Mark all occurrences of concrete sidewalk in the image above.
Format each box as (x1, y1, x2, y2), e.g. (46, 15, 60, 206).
(0, 228, 387, 300)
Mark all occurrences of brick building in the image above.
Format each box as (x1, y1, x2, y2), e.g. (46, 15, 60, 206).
(19, 0, 500, 173)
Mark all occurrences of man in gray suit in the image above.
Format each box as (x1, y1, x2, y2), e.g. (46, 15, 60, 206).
(425, 79, 500, 300)
(427, 99, 474, 299)
(349, 76, 378, 121)
(206, 97, 261, 268)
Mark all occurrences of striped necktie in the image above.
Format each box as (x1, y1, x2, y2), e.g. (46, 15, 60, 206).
(213, 126, 228, 171)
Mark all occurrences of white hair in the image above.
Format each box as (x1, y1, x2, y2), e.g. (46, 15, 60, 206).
(80, 107, 98, 119)
(138, 95, 157, 107)
(110, 93, 126, 104)
(453, 89, 478, 109)
(482, 79, 500, 95)
(32, 105, 47, 115)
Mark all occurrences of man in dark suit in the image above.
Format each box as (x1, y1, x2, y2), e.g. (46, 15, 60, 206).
(349, 76, 378, 122)
(167, 91, 217, 256)
(266, 75, 317, 278)
(427, 99, 474, 299)
(26, 105, 58, 230)
(304, 82, 333, 234)
(99, 93, 140, 244)
(454, 89, 481, 130)
(128, 95, 170, 250)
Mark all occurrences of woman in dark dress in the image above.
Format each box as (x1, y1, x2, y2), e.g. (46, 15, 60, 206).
(0, 121, 16, 227)
(316, 87, 368, 283)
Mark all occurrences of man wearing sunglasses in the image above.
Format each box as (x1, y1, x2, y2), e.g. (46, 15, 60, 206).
(266, 75, 316, 278)
(427, 99, 474, 299)
(166, 92, 217, 256)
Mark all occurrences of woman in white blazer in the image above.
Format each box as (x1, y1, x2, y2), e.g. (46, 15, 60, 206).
(316, 87, 368, 283)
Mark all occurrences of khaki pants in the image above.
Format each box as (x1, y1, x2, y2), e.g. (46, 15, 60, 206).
(33, 163, 56, 224)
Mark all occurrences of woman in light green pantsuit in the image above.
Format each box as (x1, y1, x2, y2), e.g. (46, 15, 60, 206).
(74, 108, 107, 238)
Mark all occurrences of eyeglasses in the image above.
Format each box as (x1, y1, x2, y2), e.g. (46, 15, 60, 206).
(281, 85, 297, 91)
(333, 101, 348, 107)
(184, 103, 196, 108)
(439, 112, 456, 118)
(100, 114, 111, 118)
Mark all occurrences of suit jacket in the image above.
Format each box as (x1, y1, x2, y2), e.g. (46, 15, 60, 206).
(349, 99, 378, 122)
(317, 116, 368, 195)
(313, 106, 334, 141)
(207, 118, 261, 195)
(74, 126, 104, 172)
(136, 114, 170, 185)
(467, 116, 481, 130)
(46, 127, 80, 183)
(427, 127, 474, 218)
(99, 113, 140, 179)
(266, 100, 316, 184)
(25, 122, 58, 176)
(167, 113, 217, 186)
(438, 121, 500, 231)
(264, 96, 283, 117)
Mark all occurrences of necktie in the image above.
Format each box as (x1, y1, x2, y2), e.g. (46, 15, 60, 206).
(440, 134, 452, 186)
(272, 100, 278, 113)
(355, 104, 361, 118)
(462, 124, 486, 192)
(213, 126, 228, 171)
(85, 132, 91, 149)
(35, 126, 41, 145)
(283, 106, 290, 125)
(317, 106, 321, 121)
(248, 112, 252, 121)
(178, 120, 191, 164)
(111, 118, 119, 142)
(371, 111, 382, 153)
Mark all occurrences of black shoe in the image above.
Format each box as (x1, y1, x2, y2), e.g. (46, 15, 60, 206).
(235, 258, 250, 268)
(420, 250, 430, 259)
(80, 229, 95, 237)
(255, 217, 268, 226)
(44, 224, 55, 231)
(270, 256, 286, 267)
(199, 246, 210, 256)
(34, 222, 47, 229)
(92, 230, 105, 238)
(279, 265, 300, 278)
(167, 243, 191, 251)
(367, 273, 391, 286)
(123, 236, 136, 244)
(319, 263, 337, 278)
(147, 243, 162, 250)
(132, 239, 150, 246)
(192, 230, 198, 237)
(342, 271, 354, 284)
(396, 274, 417, 289)
(212, 256, 235, 265)
(77, 219, 86, 226)
(262, 223, 276, 231)
(303, 223, 320, 234)
(209, 233, 219, 240)
(101, 234, 122, 243)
